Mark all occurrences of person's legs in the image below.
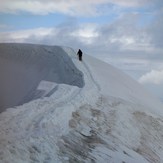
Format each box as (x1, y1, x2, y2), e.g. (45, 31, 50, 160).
(79, 55, 82, 61)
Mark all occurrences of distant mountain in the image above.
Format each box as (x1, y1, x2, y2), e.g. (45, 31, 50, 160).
(0, 43, 163, 163)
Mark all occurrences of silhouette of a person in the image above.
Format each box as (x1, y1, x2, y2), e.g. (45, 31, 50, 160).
(77, 49, 83, 61)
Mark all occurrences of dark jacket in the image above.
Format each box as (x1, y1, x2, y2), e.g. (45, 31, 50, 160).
(77, 49, 83, 61)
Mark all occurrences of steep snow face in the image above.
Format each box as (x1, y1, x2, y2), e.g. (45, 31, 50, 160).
(0, 43, 163, 163)
(0, 44, 84, 112)
(84, 55, 163, 116)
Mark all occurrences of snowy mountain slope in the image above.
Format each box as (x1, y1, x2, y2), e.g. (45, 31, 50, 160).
(0, 44, 84, 112)
(0, 43, 163, 163)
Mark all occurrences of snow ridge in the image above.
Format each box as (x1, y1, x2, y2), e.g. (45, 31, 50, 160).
(0, 43, 163, 163)
(0, 43, 84, 112)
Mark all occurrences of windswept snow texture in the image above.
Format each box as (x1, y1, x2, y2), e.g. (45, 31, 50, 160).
(0, 44, 84, 112)
(0, 43, 163, 163)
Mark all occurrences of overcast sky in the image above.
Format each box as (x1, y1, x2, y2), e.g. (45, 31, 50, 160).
(0, 0, 163, 101)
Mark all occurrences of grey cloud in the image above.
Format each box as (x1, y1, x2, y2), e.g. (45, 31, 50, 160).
(147, 11, 163, 48)
(139, 69, 163, 84)
(0, 0, 162, 16)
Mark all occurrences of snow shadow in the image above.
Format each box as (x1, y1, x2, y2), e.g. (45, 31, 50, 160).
(0, 44, 84, 112)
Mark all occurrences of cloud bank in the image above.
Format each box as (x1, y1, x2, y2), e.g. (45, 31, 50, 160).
(139, 69, 163, 84)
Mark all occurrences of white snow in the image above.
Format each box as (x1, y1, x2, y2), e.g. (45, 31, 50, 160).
(0, 43, 163, 163)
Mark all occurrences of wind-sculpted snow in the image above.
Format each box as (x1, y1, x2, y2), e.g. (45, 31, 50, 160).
(0, 43, 84, 112)
(0, 43, 163, 163)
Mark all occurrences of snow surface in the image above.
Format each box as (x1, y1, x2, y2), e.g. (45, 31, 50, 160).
(0, 43, 163, 163)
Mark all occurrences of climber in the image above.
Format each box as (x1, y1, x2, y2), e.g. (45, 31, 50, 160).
(77, 49, 83, 61)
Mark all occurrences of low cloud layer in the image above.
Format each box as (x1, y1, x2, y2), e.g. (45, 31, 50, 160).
(139, 69, 163, 84)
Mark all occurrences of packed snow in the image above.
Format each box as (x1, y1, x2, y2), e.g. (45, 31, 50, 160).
(0, 43, 163, 163)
